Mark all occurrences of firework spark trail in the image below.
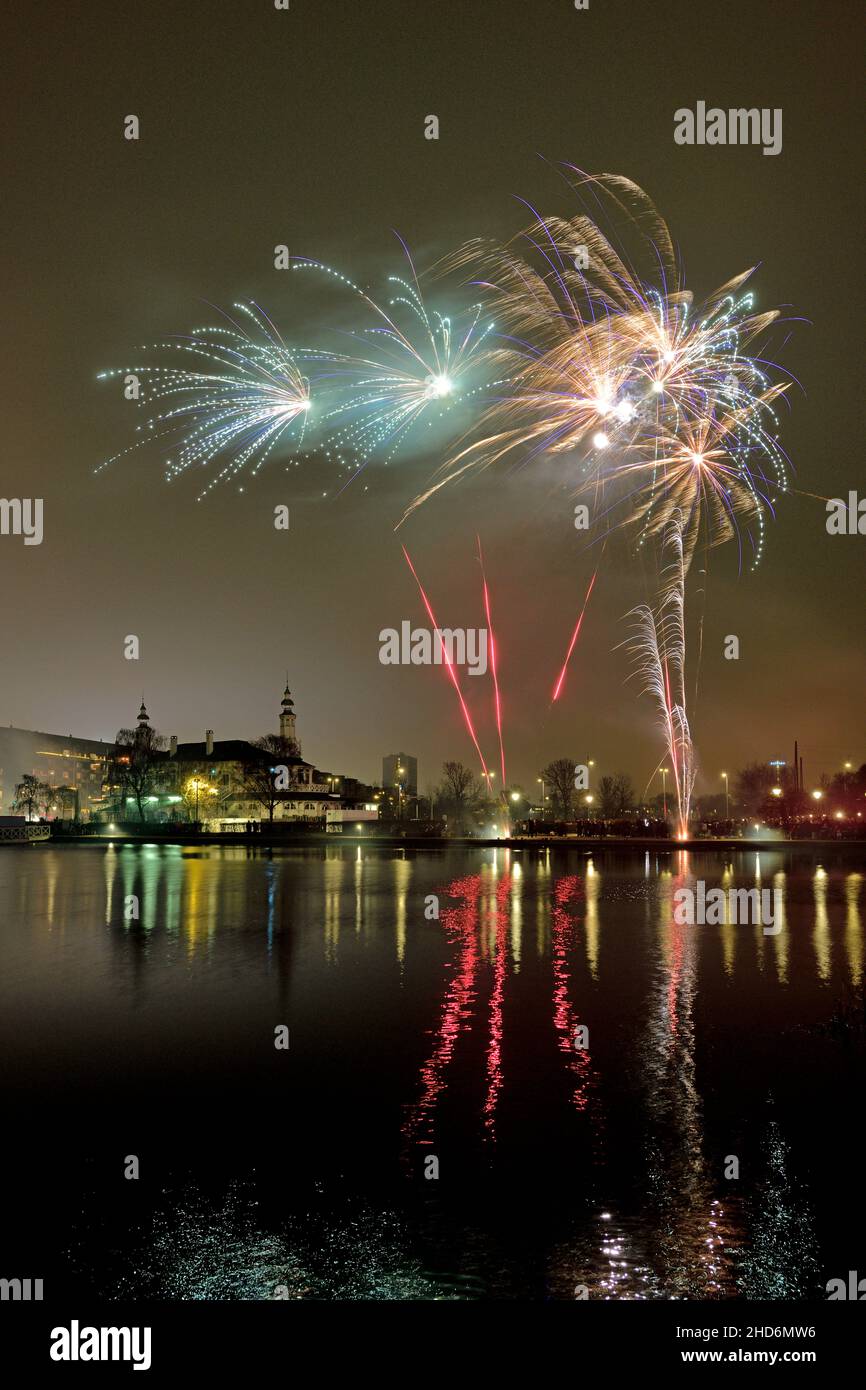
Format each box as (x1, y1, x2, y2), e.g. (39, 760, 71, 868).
(97, 302, 312, 498)
(623, 517, 696, 837)
(476, 536, 506, 785)
(552, 568, 598, 702)
(401, 545, 492, 788)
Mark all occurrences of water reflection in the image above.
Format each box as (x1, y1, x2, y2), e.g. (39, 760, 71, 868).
(2, 842, 862, 1300)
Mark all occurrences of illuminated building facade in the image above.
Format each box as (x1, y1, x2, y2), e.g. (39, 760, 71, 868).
(104, 686, 374, 827)
(0, 726, 114, 819)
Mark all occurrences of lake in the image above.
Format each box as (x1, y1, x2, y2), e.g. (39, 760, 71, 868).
(1, 842, 863, 1300)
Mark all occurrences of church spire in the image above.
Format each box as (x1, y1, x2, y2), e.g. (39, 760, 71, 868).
(280, 681, 298, 748)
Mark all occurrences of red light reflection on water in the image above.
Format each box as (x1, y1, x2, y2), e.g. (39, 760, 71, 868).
(551, 875, 593, 1111)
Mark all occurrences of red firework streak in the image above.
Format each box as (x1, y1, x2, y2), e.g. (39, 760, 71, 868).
(552, 568, 598, 702)
(401, 545, 493, 788)
(476, 535, 506, 785)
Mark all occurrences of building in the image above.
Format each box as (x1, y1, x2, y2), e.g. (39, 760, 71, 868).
(383, 753, 418, 797)
(0, 725, 114, 819)
(103, 685, 374, 828)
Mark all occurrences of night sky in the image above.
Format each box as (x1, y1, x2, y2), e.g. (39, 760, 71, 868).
(2, 0, 862, 796)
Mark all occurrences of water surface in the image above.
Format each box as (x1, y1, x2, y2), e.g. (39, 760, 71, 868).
(1, 842, 862, 1300)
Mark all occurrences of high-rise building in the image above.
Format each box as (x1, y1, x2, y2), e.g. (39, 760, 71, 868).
(0, 726, 114, 818)
(383, 753, 417, 797)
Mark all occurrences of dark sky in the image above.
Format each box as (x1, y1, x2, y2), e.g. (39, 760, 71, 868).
(1, 0, 862, 796)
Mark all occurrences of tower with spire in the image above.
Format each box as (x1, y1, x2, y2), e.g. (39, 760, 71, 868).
(134, 699, 150, 746)
(279, 682, 298, 750)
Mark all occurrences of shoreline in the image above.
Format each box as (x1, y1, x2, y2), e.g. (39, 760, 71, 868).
(19, 832, 866, 854)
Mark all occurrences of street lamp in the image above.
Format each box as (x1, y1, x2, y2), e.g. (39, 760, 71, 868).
(721, 771, 729, 820)
(660, 767, 669, 819)
(585, 793, 594, 819)
(537, 776, 545, 821)
(187, 776, 204, 821)
(812, 790, 823, 801)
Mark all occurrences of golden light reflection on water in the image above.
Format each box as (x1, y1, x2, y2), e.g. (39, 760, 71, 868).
(770, 870, 788, 983)
(391, 857, 410, 968)
(845, 872, 862, 984)
(813, 865, 831, 982)
(584, 857, 600, 979)
(510, 858, 523, 971)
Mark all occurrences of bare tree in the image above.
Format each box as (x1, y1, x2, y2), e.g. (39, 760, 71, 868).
(735, 762, 776, 816)
(540, 758, 578, 819)
(438, 761, 482, 833)
(599, 772, 635, 817)
(111, 724, 166, 822)
(12, 774, 53, 820)
(243, 734, 301, 823)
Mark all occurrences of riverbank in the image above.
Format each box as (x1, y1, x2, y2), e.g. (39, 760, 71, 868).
(30, 829, 866, 853)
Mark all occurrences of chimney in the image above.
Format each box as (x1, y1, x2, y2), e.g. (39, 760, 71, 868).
(169, 735, 178, 758)
(205, 729, 214, 757)
(800, 756, 804, 792)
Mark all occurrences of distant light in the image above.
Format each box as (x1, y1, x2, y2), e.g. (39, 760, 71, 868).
(812, 790, 823, 800)
(834, 811, 844, 820)
(510, 792, 520, 802)
(771, 787, 782, 797)
(592, 431, 609, 450)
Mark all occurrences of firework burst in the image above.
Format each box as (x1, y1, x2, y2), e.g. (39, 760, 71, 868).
(402, 172, 793, 570)
(97, 302, 311, 498)
(291, 240, 495, 484)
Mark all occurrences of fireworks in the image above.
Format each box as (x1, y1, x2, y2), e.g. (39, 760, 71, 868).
(97, 302, 311, 498)
(99, 242, 495, 498)
(291, 240, 495, 485)
(403, 172, 792, 571)
(622, 517, 696, 837)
